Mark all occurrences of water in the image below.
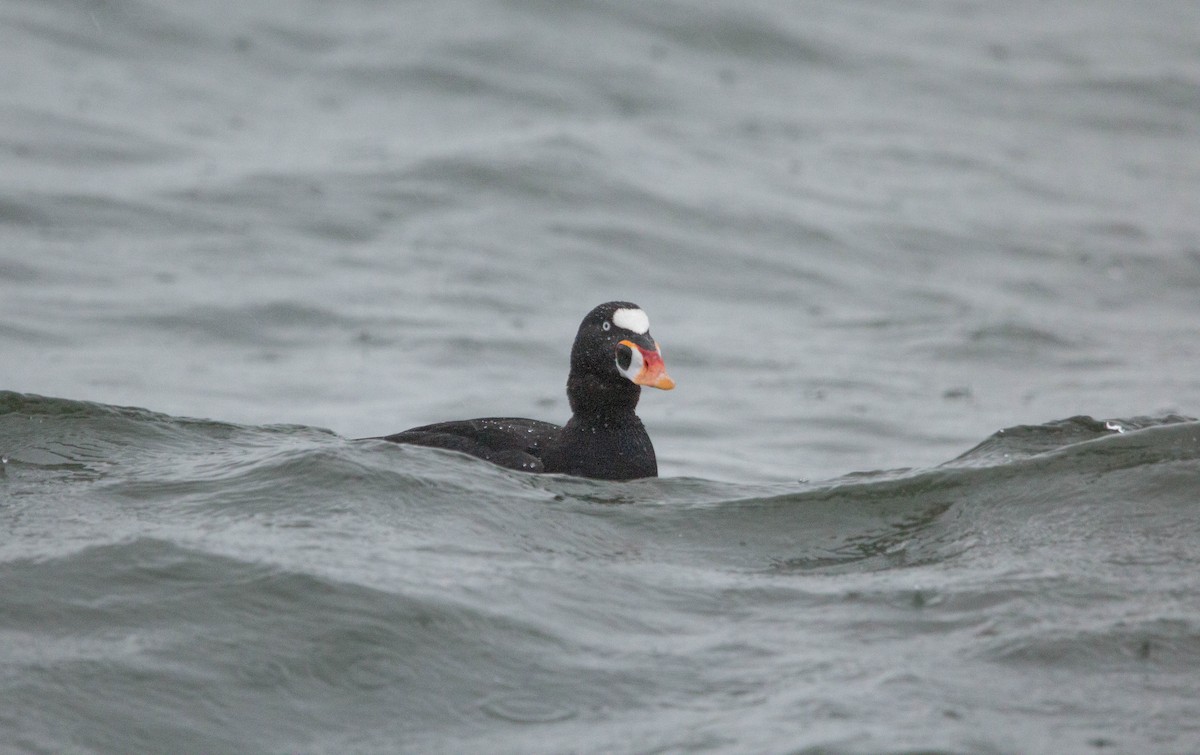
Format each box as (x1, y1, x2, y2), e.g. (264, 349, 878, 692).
(3, 0, 1200, 752)
(3, 396, 1199, 753)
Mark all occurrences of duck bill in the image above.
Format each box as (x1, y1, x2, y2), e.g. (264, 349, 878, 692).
(620, 340, 676, 390)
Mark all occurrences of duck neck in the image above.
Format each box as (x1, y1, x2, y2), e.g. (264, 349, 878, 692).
(544, 373, 656, 480)
(566, 373, 641, 423)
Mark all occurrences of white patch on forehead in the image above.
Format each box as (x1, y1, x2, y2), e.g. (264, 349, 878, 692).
(612, 308, 649, 334)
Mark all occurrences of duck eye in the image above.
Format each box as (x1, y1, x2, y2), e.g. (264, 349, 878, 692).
(615, 342, 632, 371)
(602, 321, 611, 331)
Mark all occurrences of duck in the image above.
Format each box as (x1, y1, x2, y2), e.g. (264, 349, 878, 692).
(377, 301, 674, 480)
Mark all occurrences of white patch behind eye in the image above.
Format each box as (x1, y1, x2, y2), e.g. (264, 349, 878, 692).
(612, 308, 649, 334)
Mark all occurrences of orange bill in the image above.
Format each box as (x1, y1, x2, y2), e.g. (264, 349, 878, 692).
(619, 339, 675, 390)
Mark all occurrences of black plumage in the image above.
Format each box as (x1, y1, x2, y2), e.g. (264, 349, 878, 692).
(377, 301, 674, 480)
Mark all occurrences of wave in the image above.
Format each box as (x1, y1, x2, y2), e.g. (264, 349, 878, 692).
(3, 390, 1196, 572)
(3, 391, 1199, 752)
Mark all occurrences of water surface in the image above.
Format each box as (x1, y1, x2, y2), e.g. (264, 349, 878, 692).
(2, 0, 1200, 752)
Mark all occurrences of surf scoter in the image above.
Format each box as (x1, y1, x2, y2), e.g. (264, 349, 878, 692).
(378, 301, 674, 480)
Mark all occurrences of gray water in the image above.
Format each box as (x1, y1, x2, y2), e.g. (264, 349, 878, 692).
(2, 1, 1200, 752)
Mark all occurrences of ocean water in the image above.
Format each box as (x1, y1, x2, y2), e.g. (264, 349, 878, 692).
(3, 0, 1200, 752)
